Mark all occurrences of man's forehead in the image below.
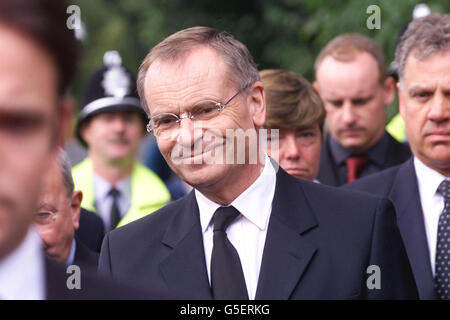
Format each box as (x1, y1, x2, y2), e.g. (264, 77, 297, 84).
(145, 47, 229, 92)
(404, 50, 450, 86)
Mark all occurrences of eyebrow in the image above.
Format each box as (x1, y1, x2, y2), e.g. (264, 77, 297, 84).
(151, 96, 222, 116)
(37, 203, 57, 212)
(408, 85, 435, 95)
(0, 109, 48, 122)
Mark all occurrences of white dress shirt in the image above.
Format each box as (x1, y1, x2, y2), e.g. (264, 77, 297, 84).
(414, 157, 449, 276)
(0, 228, 46, 300)
(195, 154, 277, 300)
(93, 173, 131, 230)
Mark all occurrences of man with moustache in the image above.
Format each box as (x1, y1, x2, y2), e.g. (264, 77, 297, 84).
(346, 13, 450, 300)
(314, 33, 411, 186)
(72, 51, 170, 231)
(99, 26, 418, 299)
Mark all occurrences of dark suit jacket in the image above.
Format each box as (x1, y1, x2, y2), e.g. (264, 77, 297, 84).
(318, 133, 411, 186)
(73, 236, 99, 270)
(98, 167, 418, 300)
(76, 208, 105, 253)
(45, 257, 147, 299)
(344, 158, 438, 299)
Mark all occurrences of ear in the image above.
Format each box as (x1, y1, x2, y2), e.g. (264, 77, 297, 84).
(312, 81, 320, 94)
(382, 76, 396, 107)
(397, 82, 406, 121)
(70, 190, 83, 230)
(247, 81, 266, 128)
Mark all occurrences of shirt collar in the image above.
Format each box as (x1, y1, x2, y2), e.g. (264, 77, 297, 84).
(0, 227, 46, 300)
(65, 239, 76, 267)
(196, 154, 276, 233)
(414, 156, 448, 200)
(93, 173, 131, 201)
(329, 131, 390, 166)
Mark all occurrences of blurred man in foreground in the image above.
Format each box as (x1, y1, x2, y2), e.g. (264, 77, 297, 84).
(0, 0, 146, 299)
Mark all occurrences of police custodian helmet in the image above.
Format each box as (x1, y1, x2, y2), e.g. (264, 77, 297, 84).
(75, 50, 148, 147)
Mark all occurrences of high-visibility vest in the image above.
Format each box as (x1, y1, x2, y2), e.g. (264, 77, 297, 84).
(72, 158, 171, 228)
(386, 113, 406, 143)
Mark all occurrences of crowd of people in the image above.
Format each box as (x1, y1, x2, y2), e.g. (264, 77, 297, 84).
(0, 0, 449, 300)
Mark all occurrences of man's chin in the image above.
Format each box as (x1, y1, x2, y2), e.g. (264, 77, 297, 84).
(175, 163, 225, 189)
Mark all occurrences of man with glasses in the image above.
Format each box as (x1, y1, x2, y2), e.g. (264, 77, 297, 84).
(72, 51, 170, 231)
(99, 26, 418, 299)
(35, 149, 98, 270)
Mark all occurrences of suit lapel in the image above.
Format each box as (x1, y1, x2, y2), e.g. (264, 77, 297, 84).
(159, 191, 212, 299)
(256, 168, 318, 299)
(390, 159, 438, 299)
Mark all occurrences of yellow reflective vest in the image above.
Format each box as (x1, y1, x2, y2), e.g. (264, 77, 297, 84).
(72, 158, 171, 228)
(386, 113, 406, 143)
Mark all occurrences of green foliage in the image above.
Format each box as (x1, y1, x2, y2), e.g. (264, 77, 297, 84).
(72, 0, 450, 121)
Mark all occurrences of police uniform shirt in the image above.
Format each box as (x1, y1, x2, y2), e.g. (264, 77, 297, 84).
(93, 173, 131, 230)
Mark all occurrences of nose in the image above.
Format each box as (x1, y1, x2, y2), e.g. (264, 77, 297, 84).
(341, 102, 358, 125)
(176, 115, 196, 146)
(111, 115, 127, 132)
(281, 133, 301, 160)
(428, 93, 450, 123)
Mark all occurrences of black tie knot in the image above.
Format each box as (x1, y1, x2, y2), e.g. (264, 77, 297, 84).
(213, 206, 240, 232)
(109, 188, 120, 198)
(438, 180, 450, 203)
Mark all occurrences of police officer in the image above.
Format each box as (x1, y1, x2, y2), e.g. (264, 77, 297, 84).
(72, 51, 170, 231)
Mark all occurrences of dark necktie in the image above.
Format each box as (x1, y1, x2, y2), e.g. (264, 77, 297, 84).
(435, 180, 450, 300)
(345, 155, 370, 183)
(109, 188, 121, 231)
(211, 206, 248, 300)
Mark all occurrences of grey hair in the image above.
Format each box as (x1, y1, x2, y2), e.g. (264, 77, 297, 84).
(137, 26, 260, 115)
(395, 13, 450, 88)
(56, 148, 74, 199)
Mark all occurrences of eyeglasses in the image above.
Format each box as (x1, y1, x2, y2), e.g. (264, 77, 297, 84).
(146, 88, 243, 140)
(33, 210, 57, 225)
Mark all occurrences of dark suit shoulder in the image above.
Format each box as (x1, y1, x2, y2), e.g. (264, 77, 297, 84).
(45, 258, 146, 299)
(386, 134, 411, 164)
(343, 163, 404, 197)
(106, 193, 190, 246)
(76, 208, 105, 253)
(284, 173, 393, 232)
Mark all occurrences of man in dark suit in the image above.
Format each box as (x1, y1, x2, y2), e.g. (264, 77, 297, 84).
(345, 13, 450, 300)
(313, 33, 411, 186)
(76, 208, 105, 253)
(99, 26, 418, 299)
(35, 149, 99, 270)
(0, 0, 146, 299)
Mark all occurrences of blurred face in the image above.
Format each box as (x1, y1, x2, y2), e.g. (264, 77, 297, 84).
(399, 50, 450, 176)
(315, 52, 395, 154)
(81, 111, 144, 163)
(35, 161, 81, 263)
(144, 47, 265, 198)
(267, 124, 322, 180)
(0, 25, 68, 259)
